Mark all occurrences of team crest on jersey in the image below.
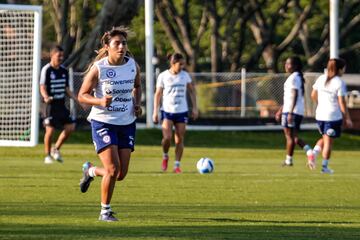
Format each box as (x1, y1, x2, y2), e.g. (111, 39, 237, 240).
(106, 69, 116, 78)
(102, 135, 111, 143)
(50, 72, 56, 79)
(326, 128, 336, 137)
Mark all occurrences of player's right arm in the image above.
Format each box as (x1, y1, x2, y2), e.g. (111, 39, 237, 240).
(153, 87, 163, 124)
(78, 66, 111, 107)
(40, 85, 53, 103)
(39, 66, 53, 103)
(275, 106, 283, 122)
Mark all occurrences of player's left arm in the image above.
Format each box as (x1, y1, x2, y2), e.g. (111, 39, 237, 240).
(287, 88, 298, 123)
(133, 64, 142, 117)
(187, 82, 198, 120)
(311, 89, 318, 104)
(338, 95, 353, 128)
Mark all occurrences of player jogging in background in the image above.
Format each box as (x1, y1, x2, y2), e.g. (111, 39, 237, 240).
(78, 27, 142, 222)
(275, 56, 315, 169)
(39, 45, 78, 164)
(311, 58, 353, 174)
(153, 53, 198, 173)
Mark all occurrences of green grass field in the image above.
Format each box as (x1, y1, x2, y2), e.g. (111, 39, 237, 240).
(0, 130, 360, 240)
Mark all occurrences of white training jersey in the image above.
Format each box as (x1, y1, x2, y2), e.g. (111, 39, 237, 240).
(282, 72, 305, 115)
(156, 69, 192, 113)
(313, 74, 347, 121)
(88, 56, 137, 125)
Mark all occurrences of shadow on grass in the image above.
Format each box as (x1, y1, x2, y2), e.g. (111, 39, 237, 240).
(38, 129, 360, 150)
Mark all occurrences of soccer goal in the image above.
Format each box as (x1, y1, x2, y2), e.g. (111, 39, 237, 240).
(0, 4, 42, 146)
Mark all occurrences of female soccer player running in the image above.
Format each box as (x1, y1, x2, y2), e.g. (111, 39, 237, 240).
(275, 56, 315, 169)
(153, 53, 198, 173)
(77, 27, 142, 221)
(311, 58, 353, 174)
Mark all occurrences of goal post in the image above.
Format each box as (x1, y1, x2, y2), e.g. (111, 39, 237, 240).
(0, 4, 42, 147)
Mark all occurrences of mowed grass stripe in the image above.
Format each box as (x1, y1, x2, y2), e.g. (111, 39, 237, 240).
(0, 130, 359, 239)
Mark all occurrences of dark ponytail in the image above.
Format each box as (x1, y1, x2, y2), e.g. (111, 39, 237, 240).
(167, 53, 184, 65)
(326, 58, 346, 85)
(289, 56, 305, 96)
(85, 26, 132, 73)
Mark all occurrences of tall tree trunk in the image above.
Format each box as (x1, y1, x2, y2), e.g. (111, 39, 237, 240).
(74, 0, 143, 70)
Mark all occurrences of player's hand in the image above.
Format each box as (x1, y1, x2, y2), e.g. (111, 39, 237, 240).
(153, 112, 159, 124)
(287, 113, 293, 126)
(275, 111, 281, 122)
(44, 96, 53, 103)
(191, 108, 199, 120)
(345, 118, 353, 128)
(134, 105, 142, 117)
(100, 95, 112, 107)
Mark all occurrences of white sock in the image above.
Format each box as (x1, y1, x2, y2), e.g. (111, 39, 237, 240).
(285, 155, 292, 165)
(174, 160, 180, 167)
(101, 203, 111, 214)
(303, 145, 311, 153)
(88, 166, 97, 177)
(163, 153, 169, 159)
(322, 159, 329, 168)
(313, 145, 322, 157)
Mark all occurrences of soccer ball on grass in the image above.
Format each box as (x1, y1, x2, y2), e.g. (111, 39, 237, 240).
(196, 157, 214, 174)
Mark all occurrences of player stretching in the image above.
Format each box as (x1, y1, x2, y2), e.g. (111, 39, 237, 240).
(78, 27, 142, 221)
(311, 58, 353, 174)
(153, 53, 198, 173)
(275, 56, 315, 169)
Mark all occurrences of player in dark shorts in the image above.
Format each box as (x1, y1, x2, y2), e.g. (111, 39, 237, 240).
(39, 45, 79, 164)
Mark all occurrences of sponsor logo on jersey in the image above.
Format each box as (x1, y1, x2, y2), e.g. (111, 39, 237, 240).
(105, 88, 112, 95)
(106, 69, 116, 78)
(113, 97, 132, 102)
(107, 79, 134, 85)
(107, 104, 128, 112)
(109, 88, 133, 94)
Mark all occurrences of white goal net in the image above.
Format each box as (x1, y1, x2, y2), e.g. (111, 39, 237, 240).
(0, 4, 42, 146)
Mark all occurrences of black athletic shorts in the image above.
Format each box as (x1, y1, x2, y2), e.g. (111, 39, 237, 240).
(42, 103, 75, 128)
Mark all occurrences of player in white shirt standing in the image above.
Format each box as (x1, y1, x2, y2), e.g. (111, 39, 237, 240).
(275, 56, 315, 169)
(153, 53, 198, 173)
(77, 27, 142, 221)
(311, 58, 353, 174)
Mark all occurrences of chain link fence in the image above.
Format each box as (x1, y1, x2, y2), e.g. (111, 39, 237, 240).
(69, 71, 322, 126)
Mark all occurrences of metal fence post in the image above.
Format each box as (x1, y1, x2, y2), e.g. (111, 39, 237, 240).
(241, 68, 246, 117)
(69, 67, 76, 120)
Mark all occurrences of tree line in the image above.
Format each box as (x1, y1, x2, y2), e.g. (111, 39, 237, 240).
(2, 0, 360, 72)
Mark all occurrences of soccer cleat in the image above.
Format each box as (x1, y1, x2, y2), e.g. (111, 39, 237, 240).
(44, 155, 54, 164)
(321, 167, 334, 174)
(79, 162, 94, 193)
(282, 161, 293, 167)
(306, 153, 316, 170)
(161, 156, 169, 171)
(99, 211, 118, 222)
(51, 148, 63, 163)
(173, 166, 182, 174)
